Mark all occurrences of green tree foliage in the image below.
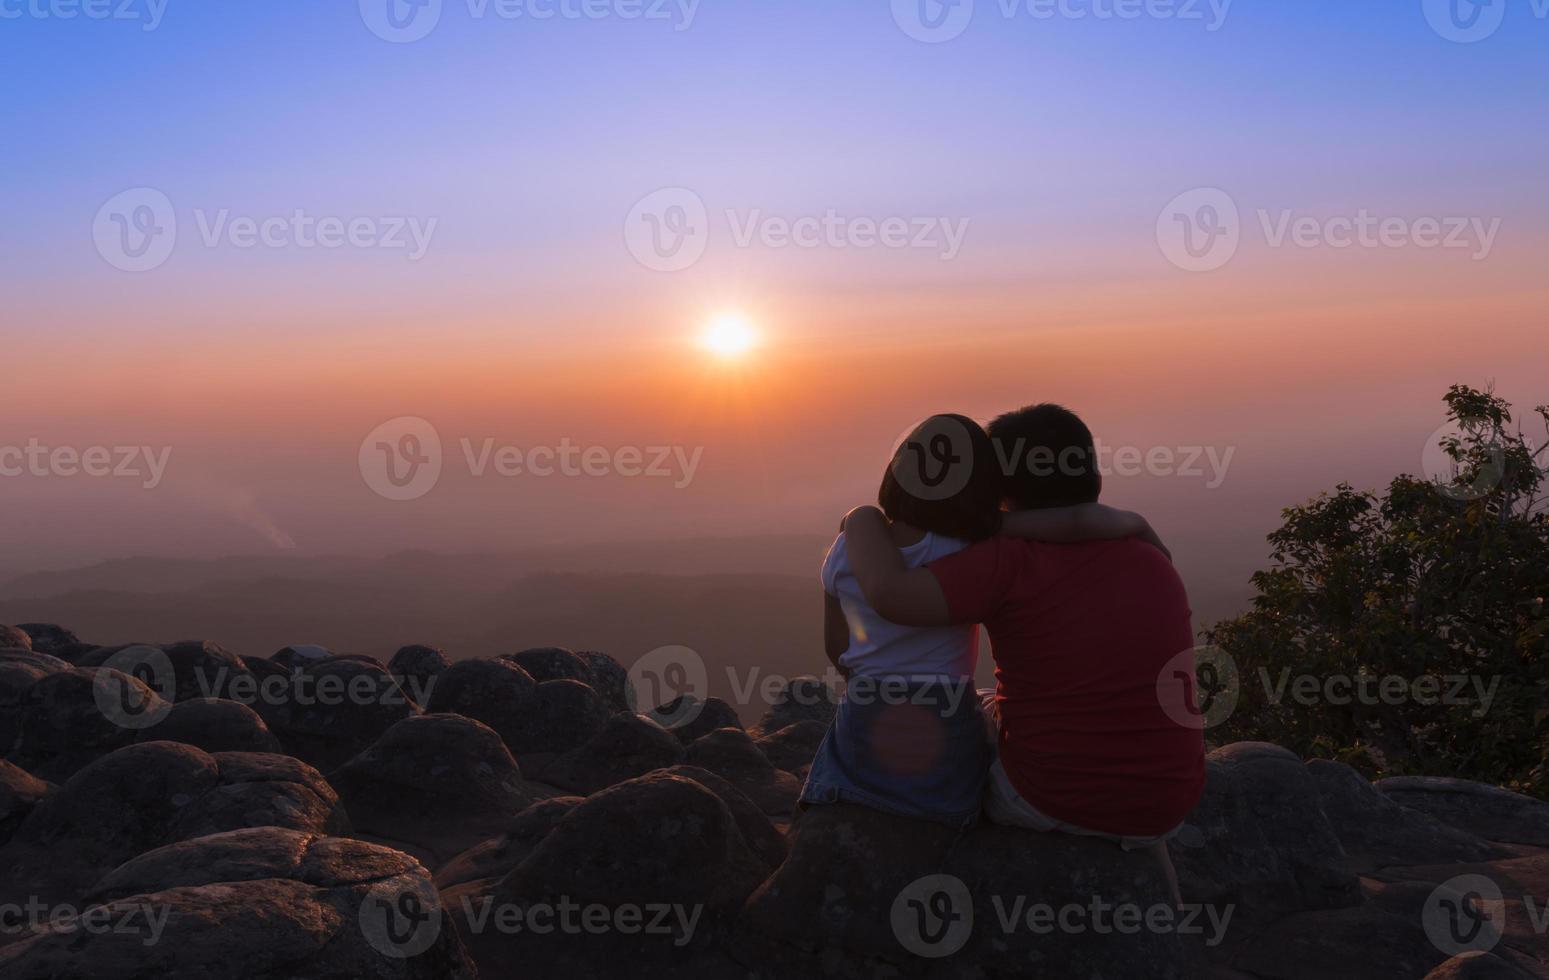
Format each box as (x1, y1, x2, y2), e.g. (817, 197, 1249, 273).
(1207, 385, 1549, 797)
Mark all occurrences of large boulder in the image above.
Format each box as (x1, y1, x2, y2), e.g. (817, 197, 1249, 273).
(656, 765, 788, 872)
(140, 697, 284, 755)
(0, 759, 49, 847)
(1170, 743, 1362, 933)
(1375, 777, 1549, 848)
(0, 827, 476, 978)
(755, 720, 827, 775)
(502, 646, 592, 685)
(330, 713, 545, 867)
(738, 801, 1206, 978)
(425, 657, 540, 754)
(0, 741, 347, 906)
(683, 727, 801, 816)
(523, 679, 611, 762)
(457, 772, 768, 978)
(0, 625, 34, 651)
(387, 644, 449, 707)
(257, 658, 419, 772)
(651, 694, 743, 744)
(270, 644, 332, 670)
(753, 675, 837, 735)
(0, 650, 72, 756)
(79, 640, 256, 703)
(435, 796, 585, 893)
(1308, 760, 1507, 871)
(13, 624, 78, 655)
(6, 666, 170, 781)
(576, 650, 631, 713)
(536, 712, 684, 796)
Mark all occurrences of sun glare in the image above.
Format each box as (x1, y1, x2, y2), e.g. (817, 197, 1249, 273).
(702, 312, 759, 358)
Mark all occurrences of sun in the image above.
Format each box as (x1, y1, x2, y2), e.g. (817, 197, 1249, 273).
(702, 312, 759, 358)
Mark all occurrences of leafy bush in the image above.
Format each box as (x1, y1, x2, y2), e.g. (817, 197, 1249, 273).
(1207, 385, 1549, 797)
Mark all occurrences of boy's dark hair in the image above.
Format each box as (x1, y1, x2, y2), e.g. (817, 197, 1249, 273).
(987, 403, 1101, 510)
(878, 414, 1003, 542)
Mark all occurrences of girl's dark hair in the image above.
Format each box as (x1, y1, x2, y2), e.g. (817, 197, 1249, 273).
(877, 414, 1003, 542)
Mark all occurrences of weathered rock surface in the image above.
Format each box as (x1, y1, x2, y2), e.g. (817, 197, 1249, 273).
(652, 694, 743, 744)
(523, 678, 610, 761)
(434, 796, 585, 893)
(425, 657, 540, 753)
(536, 712, 684, 796)
(684, 727, 801, 816)
(1308, 759, 1507, 870)
(13, 624, 80, 655)
(457, 772, 768, 978)
(257, 658, 420, 772)
(576, 649, 631, 713)
(656, 765, 788, 872)
(0, 741, 347, 905)
(140, 697, 284, 755)
(79, 640, 257, 703)
(0, 827, 476, 979)
(0, 650, 72, 756)
(1424, 952, 1539, 979)
(1170, 743, 1362, 932)
(738, 800, 1205, 978)
(1376, 777, 1549, 848)
(331, 713, 545, 867)
(6, 666, 170, 781)
(755, 720, 827, 774)
(502, 646, 592, 685)
(753, 675, 837, 735)
(387, 644, 448, 707)
(0, 759, 49, 847)
(0, 625, 34, 651)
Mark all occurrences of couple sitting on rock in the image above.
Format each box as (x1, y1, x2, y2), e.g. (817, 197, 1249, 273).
(806, 404, 1206, 899)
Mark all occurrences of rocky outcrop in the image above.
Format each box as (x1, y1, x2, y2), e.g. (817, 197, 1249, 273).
(0, 625, 34, 651)
(434, 796, 585, 893)
(330, 713, 546, 866)
(0, 759, 49, 847)
(387, 644, 448, 707)
(753, 675, 837, 735)
(652, 694, 743, 743)
(425, 657, 540, 751)
(684, 727, 801, 816)
(1308, 759, 1507, 870)
(456, 771, 768, 978)
(576, 650, 631, 713)
(755, 720, 826, 774)
(78, 640, 257, 703)
(656, 765, 788, 872)
(1425, 952, 1539, 979)
(536, 712, 684, 796)
(257, 658, 419, 773)
(1375, 777, 1549, 848)
(502, 646, 593, 685)
(0, 827, 477, 979)
(14, 623, 80, 654)
(524, 679, 610, 760)
(0, 649, 71, 756)
(140, 697, 284, 755)
(738, 800, 1205, 978)
(0, 741, 347, 906)
(1170, 743, 1362, 933)
(6, 666, 170, 781)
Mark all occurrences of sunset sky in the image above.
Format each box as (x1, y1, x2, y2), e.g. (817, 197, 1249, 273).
(2, 1, 1546, 618)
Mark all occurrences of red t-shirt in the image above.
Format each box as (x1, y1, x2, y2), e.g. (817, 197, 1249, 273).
(928, 537, 1205, 836)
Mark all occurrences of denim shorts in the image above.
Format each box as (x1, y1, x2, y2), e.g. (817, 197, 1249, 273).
(800, 676, 990, 827)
